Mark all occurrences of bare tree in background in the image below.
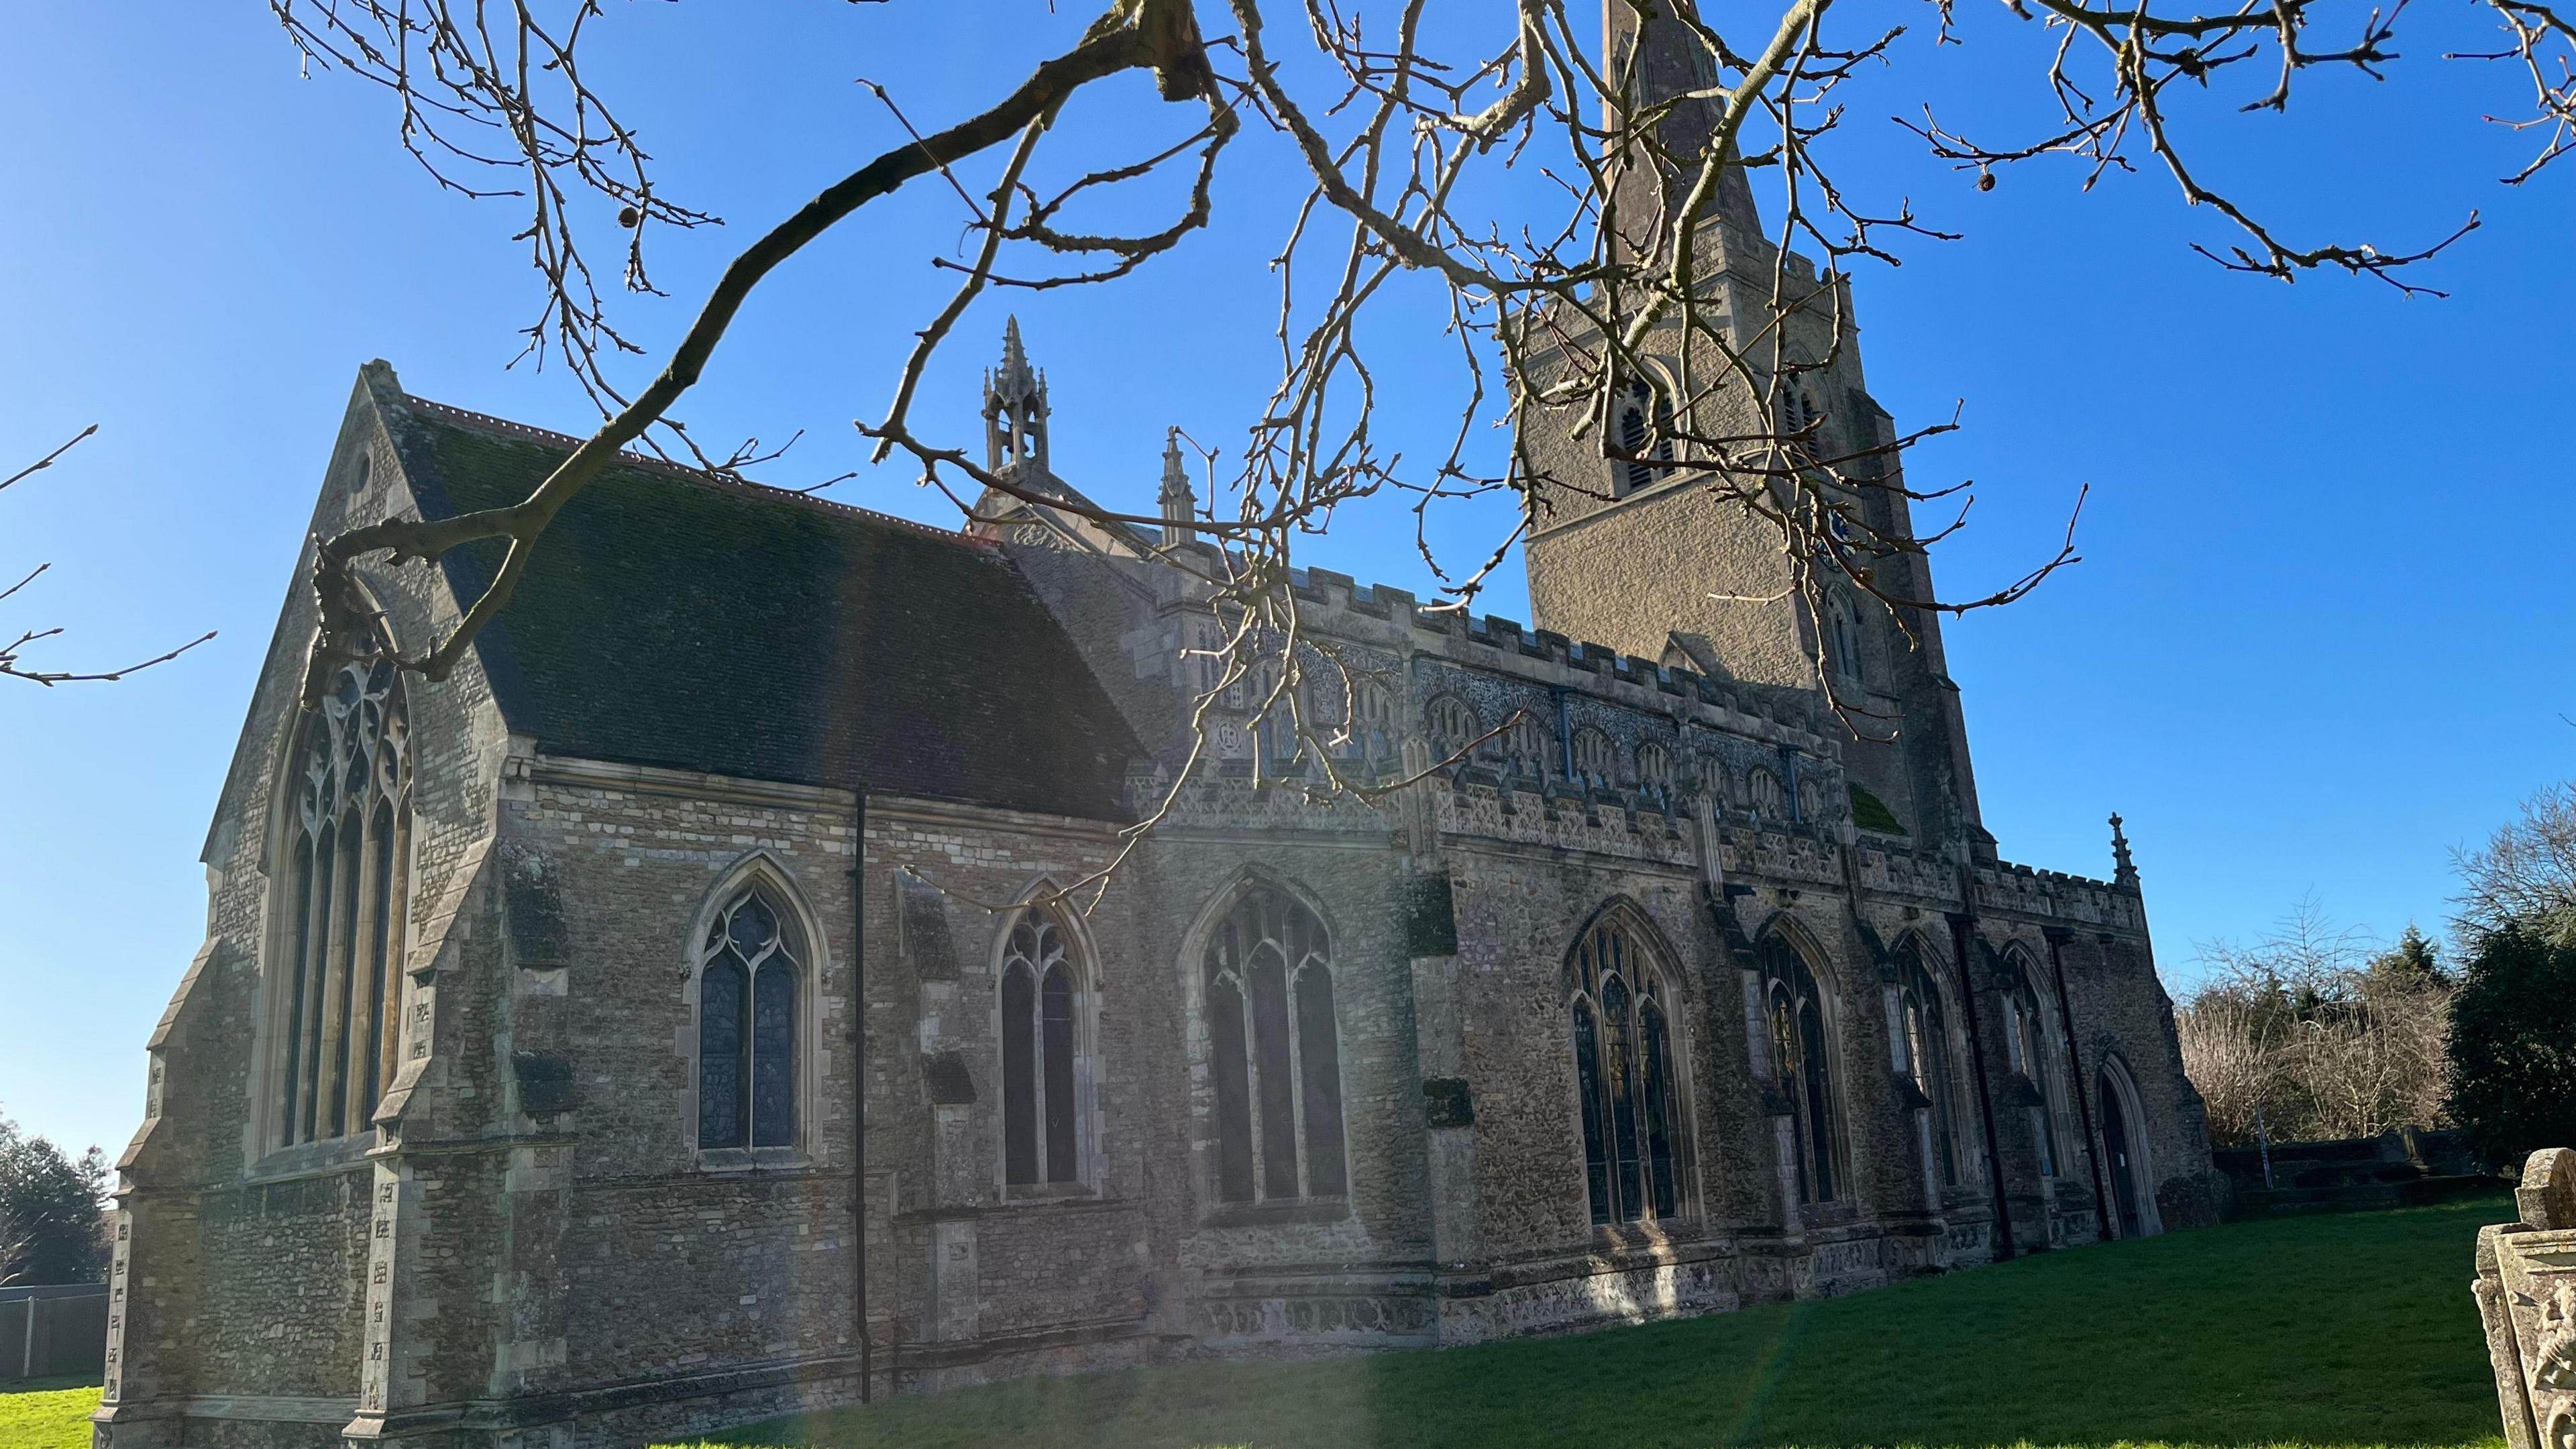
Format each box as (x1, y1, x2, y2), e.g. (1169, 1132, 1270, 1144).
(2, 427, 213, 688)
(2178, 907, 2454, 1146)
(2453, 781, 2576, 941)
(270, 0, 2571, 896)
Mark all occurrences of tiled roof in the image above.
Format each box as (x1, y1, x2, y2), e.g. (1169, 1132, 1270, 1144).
(387, 398, 1142, 822)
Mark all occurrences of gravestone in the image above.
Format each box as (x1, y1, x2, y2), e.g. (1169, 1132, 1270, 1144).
(2476, 1148, 2576, 1449)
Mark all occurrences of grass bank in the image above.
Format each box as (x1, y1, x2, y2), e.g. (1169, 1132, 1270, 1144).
(665, 1195, 2512, 1449)
(1, 1197, 2509, 1449)
(0, 1383, 100, 1449)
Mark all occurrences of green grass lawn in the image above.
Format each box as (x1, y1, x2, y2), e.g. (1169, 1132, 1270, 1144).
(0, 1195, 2512, 1449)
(0, 1382, 101, 1449)
(664, 1195, 2514, 1449)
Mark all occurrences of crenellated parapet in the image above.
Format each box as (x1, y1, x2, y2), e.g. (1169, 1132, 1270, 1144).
(1973, 860, 2146, 933)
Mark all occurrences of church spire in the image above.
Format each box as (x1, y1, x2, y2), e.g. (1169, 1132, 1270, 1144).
(983, 316, 1050, 474)
(1158, 428, 1197, 547)
(1602, 1, 1765, 242)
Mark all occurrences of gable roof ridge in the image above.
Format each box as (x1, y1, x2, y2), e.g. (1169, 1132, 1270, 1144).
(399, 393, 991, 553)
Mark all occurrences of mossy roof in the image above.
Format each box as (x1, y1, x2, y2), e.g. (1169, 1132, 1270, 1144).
(1849, 781, 1907, 837)
(390, 399, 1142, 822)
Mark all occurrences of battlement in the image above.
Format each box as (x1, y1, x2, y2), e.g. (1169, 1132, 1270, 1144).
(1267, 566, 1839, 759)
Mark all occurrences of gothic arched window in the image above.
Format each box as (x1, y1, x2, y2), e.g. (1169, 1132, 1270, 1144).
(1614, 376, 1677, 496)
(1000, 910, 1086, 1187)
(1829, 597, 1864, 686)
(1503, 710, 1552, 784)
(1781, 382, 1825, 457)
(274, 643, 413, 1148)
(2002, 956, 2065, 1179)
(1569, 913, 1684, 1226)
(1571, 727, 1617, 792)
(1203, 886, 1346, 1205)
(1425, 693, 1482, 766)
(1343, 676, 1397, 767)
(1635, 741, 1674, 807)
(697, 886, 803, 1152)
(1896, 943, 1964, 1189)
(1747, 767, 1786, 820)
(1763, 934, 1842, 1204)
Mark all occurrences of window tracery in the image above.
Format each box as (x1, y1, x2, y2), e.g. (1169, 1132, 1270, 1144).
(1424, 693, 1481, 765)
(1202, 886, 1346, 1205)
(1569, 914, 1684, 1226)
(1896, 943, 1965, 1189)
(1747, 767, 1786, 820)
(1635, 741, 1674, 807)
(1570, 727, 1617, 792)
(697, 885, 802, 1152)
(1000, 910, 1085, 1187)
(1763, 934, 1843, 1204)
(274, 643, 412, 1148)
(2002, 955, 2066, 1179)
(1502, 711, 1551, 783)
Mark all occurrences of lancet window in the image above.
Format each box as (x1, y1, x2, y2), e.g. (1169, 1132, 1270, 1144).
(2002, 955, 2067, 1179)
(1764, 934, 1843, 1205)
(1000, 910, 1087, 1187)
(697, 887, 803, 1152)
(1896, 943, 1965, 1189)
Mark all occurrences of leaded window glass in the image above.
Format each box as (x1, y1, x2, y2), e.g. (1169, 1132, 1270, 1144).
(697, 888, 800, 1152)
(275, 641, 411, 1148)
(1001, 912, 1085, 1187)
(1569, 914, 1684, 1226)
(1897, 946, 1964, 1189)
(1202, 887, 1344, 1204)
(1764, 935, 1841, 1204)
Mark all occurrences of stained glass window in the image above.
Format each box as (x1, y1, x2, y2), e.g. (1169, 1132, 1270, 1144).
(1764, 934, 1841, 1204)
(1569, 914, 1684, 1225)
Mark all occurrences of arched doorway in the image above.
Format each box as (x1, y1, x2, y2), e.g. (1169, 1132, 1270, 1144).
(2097, 1068, 2145, 1238)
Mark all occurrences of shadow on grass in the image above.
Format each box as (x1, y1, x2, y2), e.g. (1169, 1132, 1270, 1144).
(669, 1195, 2513, 1449)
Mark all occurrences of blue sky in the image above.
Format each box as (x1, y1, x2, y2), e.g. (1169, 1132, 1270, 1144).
(1, 3, 2567, 1161)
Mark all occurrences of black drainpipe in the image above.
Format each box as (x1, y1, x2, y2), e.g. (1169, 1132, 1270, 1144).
(851, 789, 871, 1402)
(2045, 927, 2113, 1240)
(1947, 908, 2015, 1262)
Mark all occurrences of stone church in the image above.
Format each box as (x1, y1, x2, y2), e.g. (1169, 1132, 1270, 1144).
(96, 13, 2220, 1446)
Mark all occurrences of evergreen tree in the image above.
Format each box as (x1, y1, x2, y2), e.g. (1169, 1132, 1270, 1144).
(2445, 918, 2576, 1172)
(2367, 924, 2447, 988)
(0, 1109, 108, 1287)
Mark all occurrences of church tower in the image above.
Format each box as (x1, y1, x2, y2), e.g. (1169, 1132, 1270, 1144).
(1517, 0, 1990, 855)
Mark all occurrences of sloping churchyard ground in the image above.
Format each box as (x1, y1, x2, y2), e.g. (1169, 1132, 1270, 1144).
(0, 1195, 2513, 1449)
(0, 1382, 103, 1449)
(661, 1194, 2514, 1449)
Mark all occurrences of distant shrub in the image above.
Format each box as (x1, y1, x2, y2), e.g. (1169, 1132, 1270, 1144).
(2444, 916, 2576, 1172)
